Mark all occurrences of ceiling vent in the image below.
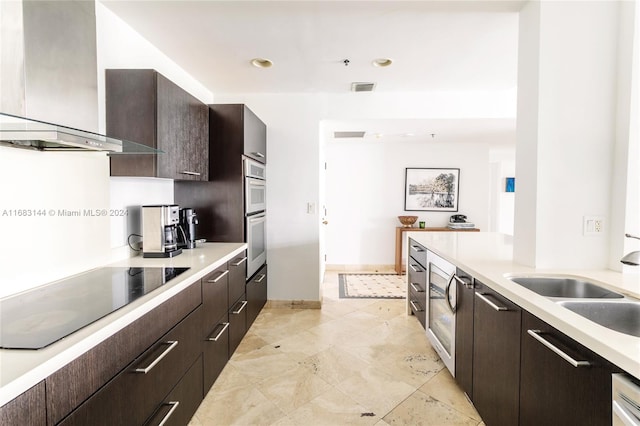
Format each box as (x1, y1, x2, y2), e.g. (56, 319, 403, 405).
(333, 131, 366, 139)
(351, 82, 376, 92)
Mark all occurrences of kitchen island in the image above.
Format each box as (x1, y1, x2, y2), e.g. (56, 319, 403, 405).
(407, 231, 640, 379)
(0, 242, 246, 410)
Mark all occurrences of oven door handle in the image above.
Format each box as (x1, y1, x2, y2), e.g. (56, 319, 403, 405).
(444, 274, 456, 314)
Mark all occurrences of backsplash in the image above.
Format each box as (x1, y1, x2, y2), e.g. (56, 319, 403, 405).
(0, 147, 174, 299)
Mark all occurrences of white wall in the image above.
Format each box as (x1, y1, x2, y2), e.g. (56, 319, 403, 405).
(0, 2, 213, 299)
(515, 1, 623, 269)
(325, 138, 491, 266)
(489, 147, 516, 235)
(214, 90, 516, 302)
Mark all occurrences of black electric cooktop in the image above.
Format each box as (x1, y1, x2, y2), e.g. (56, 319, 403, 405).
(0, 267, 189, 350)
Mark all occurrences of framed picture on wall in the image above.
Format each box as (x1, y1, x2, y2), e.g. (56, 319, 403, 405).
(404, 168, 460, 212)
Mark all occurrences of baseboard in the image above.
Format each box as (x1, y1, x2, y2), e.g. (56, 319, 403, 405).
(265, 299, 322, 309)
(325, 264, 395, 273)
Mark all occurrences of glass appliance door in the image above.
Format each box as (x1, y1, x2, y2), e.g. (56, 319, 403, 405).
(246, 213, 266, 278)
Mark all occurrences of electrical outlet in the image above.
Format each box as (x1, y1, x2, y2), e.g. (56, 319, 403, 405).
(583, 216, 605, 236)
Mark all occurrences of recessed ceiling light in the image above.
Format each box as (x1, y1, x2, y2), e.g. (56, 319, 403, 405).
(403, 133, 415, 137)
(251, 58, 273, 68)
(372, 58, 393, 67)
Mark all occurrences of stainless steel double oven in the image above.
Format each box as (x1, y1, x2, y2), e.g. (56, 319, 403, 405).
(244, 158, 266, 279)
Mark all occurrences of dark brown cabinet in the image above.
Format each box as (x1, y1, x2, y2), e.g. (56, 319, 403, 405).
(407, 239, 427, 329)
(58, 305, 203, 426)
(229, 252, 248, 308)
(454, 267, 474, 399)
(472, 280, 521, 426)
(229, 296, 248, 355)
(519, 311, 617, 426)
(210, 104, 266, 166)
(201, 264, 230, 392)
(106, 69, 208, 180)
(0, 382, 45, 426)
(46, 282, 201, 425)
(145, 355, 204, 426)
(247, 264, 267, 328)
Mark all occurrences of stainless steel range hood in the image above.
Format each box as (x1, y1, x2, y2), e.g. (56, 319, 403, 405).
(0, 1, 160, 154)
(0, 112, 160, 154)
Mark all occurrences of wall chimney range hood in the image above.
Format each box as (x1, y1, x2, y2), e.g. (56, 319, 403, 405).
(0, 113, 161, 154)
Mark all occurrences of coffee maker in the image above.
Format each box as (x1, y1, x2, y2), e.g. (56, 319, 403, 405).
(141, 205, 182, 258)
(178, 208, 198, 249)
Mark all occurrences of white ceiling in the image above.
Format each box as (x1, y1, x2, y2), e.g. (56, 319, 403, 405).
(100, 0, 522, 144)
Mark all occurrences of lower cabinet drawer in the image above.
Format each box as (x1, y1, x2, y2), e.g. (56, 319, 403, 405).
(246, 264, 267, 328)
(59, 306, 202, 426)
(409, 291, 426, 329)
(144, 355, 204, 426)
(229, 295, 248, 355)
(202, 313, 230, 393)
(47, 282, 202, 425)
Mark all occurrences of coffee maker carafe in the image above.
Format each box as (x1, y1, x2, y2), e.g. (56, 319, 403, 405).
(178, 208, 198, 249)
(141, 205, 182, 258)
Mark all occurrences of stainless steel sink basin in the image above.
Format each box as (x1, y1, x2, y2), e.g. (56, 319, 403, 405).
(556, 300, 640, 337)
(508, 276, 624, 299)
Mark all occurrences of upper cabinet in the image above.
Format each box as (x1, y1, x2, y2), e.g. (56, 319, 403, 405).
(106, 69, 208, 180)
(209, 104, 266, 165)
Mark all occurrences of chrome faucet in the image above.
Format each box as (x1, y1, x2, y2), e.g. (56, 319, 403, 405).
(620, 234, 640, 266)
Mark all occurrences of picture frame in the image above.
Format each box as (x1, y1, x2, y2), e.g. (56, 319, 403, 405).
(404, 168, 460, 212)
(505, 177, 515, 193)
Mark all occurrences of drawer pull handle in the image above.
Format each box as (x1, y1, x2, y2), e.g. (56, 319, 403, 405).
(410, 283, 423, 292)
(475, 293, 508, 311)
(527, 329, 591, 368)
(207, 322, 230, 342)
(409, 300, 424, 312)
(453, 274, 473, 289)
(232, 300, 248, 314)
(252, 151, 265, 158)
(134, 340, 178, 374)
(410, 245, 424, 252)
(207, 270, 229, 283)
(409, 264, 422, 273)
(254, 273, 266, 283)
(180, 171, 201, 176)
(231, 257, 247, 266)
(158, 401, 180, 426)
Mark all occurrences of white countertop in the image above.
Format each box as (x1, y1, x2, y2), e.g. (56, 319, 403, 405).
(0, 242, 246, 407)
(407, 231, 640, 380)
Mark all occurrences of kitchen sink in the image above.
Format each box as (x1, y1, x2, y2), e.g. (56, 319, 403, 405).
(508, 276, 624, 299)
(556, 300, 640, 337)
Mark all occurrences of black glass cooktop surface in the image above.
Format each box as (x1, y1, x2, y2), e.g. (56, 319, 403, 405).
(0, 267, 189, 350)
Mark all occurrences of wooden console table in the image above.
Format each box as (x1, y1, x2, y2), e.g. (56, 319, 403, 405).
(395, 226, 480, 274)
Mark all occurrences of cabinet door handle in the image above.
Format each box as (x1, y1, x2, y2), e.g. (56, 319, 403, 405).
(475, 292, 508, 311)
(231, 257, 247, 266)
(410, 245, 424, 252)
(410, 283, 423, 292)
(133, 340, 178, 374)
(207, 322, 230, 342)
(232, 300, 248, 314)
(157, 401, 180, 426)
(180, 171, 201, 176)
(409, 264, 422, 273)
(252, 151, 265, 158)
(254, 273, 266, 283)
(409, 300, 424, 312)
(207, 269, 229, 283)
(527, 329, 591, 368)
(453, 274, 473, 289)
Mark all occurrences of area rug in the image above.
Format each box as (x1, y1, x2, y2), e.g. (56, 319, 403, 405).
(338, 273, 406, 299)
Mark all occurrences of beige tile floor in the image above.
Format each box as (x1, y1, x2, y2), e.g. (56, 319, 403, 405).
(189, 271, 485, 426)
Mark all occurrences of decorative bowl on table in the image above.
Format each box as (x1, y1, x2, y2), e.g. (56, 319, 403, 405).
(398, 215, 418, 228)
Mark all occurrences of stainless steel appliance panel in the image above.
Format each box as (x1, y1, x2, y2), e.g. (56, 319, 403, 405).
(426, 250, 457, 375)
(613, 374, 640, 426)
(244, 158, 266, 180)
(245, 177, 266, 215)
